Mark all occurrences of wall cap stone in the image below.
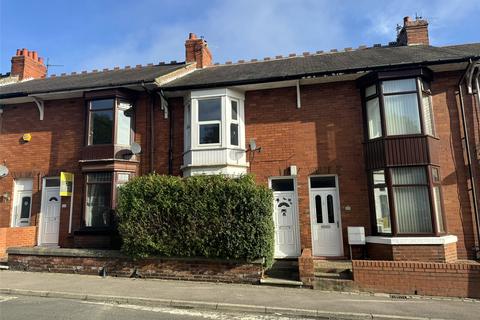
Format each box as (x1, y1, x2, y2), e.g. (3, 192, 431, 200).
(365, 235, 458, 245)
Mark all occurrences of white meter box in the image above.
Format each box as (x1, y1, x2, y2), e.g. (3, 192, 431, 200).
(347, 227, 365, 245)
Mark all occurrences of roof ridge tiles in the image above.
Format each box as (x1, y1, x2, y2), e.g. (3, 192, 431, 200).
(206, 42, 407, 67)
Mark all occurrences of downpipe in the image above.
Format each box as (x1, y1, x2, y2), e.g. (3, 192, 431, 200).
(458, 60, 480, 259)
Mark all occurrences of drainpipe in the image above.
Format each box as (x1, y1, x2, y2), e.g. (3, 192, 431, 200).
(157, 90, 173, 175)
(141, 82, 155, 173)
(458, 59, 480, 258)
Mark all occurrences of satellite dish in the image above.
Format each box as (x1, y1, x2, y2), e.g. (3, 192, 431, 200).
(130, 142, 142, 155)
(0, 165, 9, 178)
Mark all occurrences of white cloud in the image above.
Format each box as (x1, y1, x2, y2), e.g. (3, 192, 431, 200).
(79, 0, 348, 69)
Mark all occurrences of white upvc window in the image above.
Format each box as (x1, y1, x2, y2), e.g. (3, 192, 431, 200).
(183, 89, 247, 176)
(198, 97, 222, 145)
(187, 88, 245, 150)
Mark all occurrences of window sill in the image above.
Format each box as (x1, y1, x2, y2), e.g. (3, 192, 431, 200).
(366, 235, 457, 245)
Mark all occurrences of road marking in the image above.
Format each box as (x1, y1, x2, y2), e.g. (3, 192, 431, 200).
(0, 296, 18, 303)
(80, 300, 305, 319)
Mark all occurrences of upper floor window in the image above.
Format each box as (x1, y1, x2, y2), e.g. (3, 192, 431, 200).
(87, 98, 133, 146)
(198, 98, 221, 145)
(186, 89, 245, 150)
(363, 76, 435, 140)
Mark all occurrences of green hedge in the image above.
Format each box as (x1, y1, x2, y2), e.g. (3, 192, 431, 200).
(117, 174, 274, 267)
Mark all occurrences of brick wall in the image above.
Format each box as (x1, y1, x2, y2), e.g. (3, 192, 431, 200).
(0, 68, 477, 262)
(366, 242, 457, 262)
(353, 260, 480, 298)
(7, 249, 263, 284)
(0, 226, 37, 258)
(245, 82, 370, 256)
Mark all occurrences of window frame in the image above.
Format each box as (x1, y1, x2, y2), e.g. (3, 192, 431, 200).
(197, 97, 222, 146)
(86, 97, 135, 147)
(188, 89, 246, 151)
(361, 72, 436, 141)
(369, 165, 447, 237)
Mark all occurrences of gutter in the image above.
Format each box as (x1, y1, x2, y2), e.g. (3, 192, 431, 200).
(161, 56, 480, 91)
(457, 59, 480, 258)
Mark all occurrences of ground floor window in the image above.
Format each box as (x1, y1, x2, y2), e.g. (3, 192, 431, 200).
(370, 166, 445, 236)
(84, 171, 133, 227)
(85, 172, 112, 227)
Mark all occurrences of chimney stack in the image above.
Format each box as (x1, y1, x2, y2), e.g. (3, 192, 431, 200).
(11, 48, 47, 80)
(185, 33, 213, 68)
(396, 16, 429, 46)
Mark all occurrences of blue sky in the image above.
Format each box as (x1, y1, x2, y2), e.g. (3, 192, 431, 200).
(1, 0, 479, 75)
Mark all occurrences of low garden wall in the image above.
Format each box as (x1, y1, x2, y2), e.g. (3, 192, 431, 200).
(7, 247, 264, 284)
(353, 260, 480, 298)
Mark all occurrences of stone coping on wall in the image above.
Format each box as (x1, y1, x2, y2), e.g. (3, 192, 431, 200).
(352, 259, 480, 270)
(6, 247, 265, 265)
(365, 235, 457, 245)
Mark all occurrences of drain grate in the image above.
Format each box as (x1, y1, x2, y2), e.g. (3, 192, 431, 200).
(390, 294, 410, 300)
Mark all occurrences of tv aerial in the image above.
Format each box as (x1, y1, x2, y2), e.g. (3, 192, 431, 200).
(46, 58, 64, 75)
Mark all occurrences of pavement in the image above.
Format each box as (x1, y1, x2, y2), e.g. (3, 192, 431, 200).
(0, 270, 479, 320)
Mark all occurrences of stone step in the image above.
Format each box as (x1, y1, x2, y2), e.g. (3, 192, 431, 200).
(312, 278, 356, 292)
(315, 270, 352, 280)
(260, 277, 304, 288)
(264, 271, 299, 281)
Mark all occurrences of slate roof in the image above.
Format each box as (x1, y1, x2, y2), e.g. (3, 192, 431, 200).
(162, 44, 480, 90)
(0, 62, 187, 98)
(1, 43, 479, 98)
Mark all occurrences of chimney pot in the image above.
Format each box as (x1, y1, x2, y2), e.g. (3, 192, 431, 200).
(32, 51, 38, 60)
(404, 16, 410, 23)
(189, 33, 197, 40)
(16, 49, 21, 56)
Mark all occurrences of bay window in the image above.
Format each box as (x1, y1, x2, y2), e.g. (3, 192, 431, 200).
(183, 88, 247, 176)
(363, 74, 435, 140)
(87, 98, 133, 146)
(369, 166, 446, 236)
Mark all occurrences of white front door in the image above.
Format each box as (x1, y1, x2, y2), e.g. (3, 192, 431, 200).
(273, 192, 300, 257)
(310, 187, 343, 256)
(40, 186, 61, 245)
(11, 178, 33, 227)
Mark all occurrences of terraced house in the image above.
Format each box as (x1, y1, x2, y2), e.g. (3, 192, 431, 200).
(0, 16, 479, 296)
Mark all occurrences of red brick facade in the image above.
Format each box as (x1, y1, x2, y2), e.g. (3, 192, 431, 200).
(0, 226, 37, 258)
(0, 18, 479, 279)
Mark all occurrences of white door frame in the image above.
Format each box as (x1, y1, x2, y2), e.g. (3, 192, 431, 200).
(11, 178, 33, 227)
(269, 176, 301, 258)
(38, 177, 61, 247)
(308, 174, 344, 257)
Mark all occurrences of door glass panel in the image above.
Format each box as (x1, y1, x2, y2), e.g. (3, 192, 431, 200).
(310, 176, 335, 188)
(271, 179, 294, 191)
(20, 196, 31, 219)
(45, 178, 60, 187)
(315, 195, 323, 223)
(327, 195, 334, 223)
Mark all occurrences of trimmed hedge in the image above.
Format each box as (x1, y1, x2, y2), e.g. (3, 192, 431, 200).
(117, 174, 274, 267)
